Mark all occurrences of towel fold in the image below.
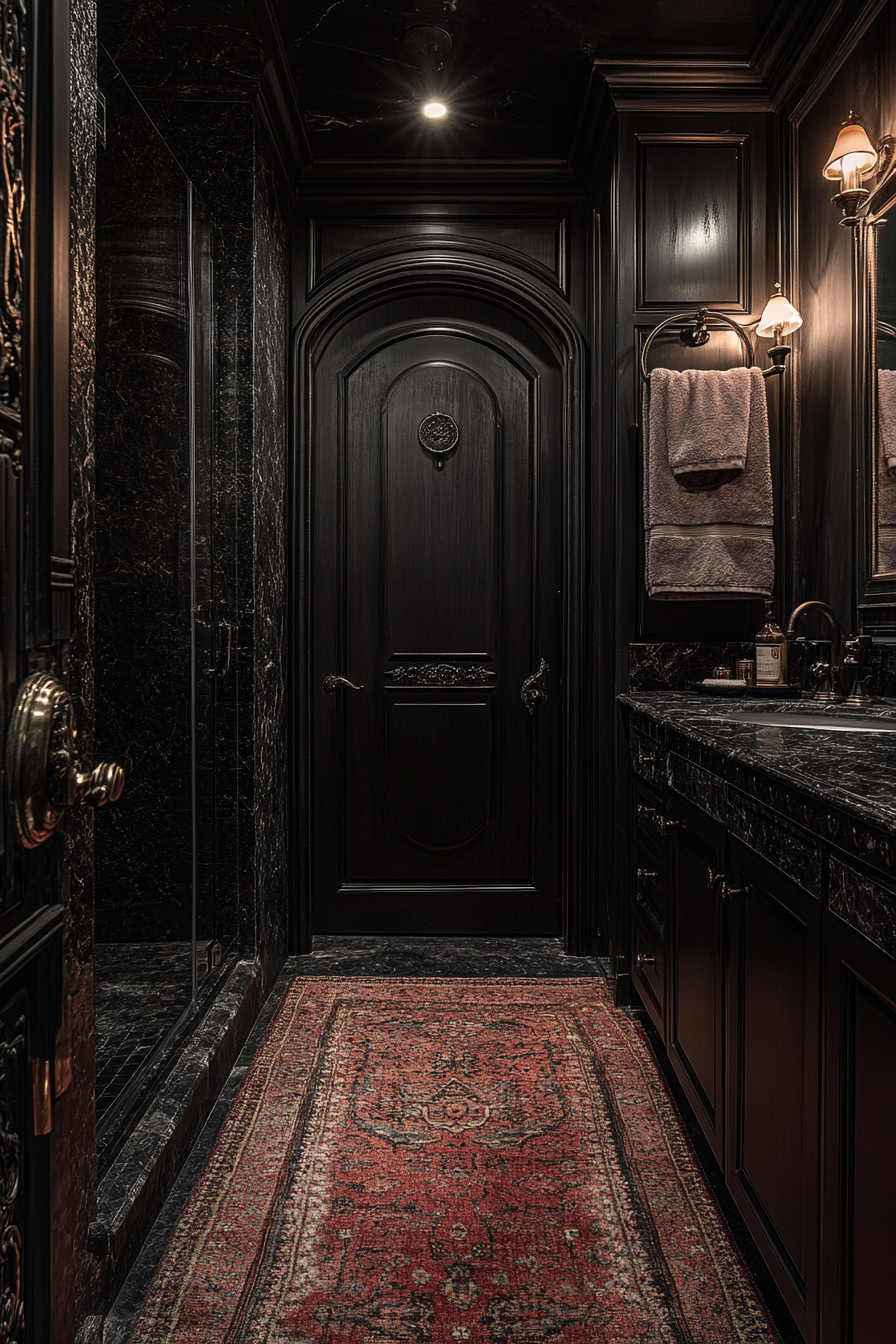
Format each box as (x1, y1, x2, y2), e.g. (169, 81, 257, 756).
(650, 367, 763, 490)
(643, 371, 773, 600)
(878, 368, 896, 475)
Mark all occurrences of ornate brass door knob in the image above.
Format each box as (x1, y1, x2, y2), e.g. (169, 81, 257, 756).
(6, 672, 125, 849)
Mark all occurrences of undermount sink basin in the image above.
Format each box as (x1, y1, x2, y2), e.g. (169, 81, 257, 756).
(708, 711, 896, 733)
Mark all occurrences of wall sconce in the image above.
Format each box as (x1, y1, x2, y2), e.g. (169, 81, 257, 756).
(824, 113, 881, 226)
(756, 283, 802, 377)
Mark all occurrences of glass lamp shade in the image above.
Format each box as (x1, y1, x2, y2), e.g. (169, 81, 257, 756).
(756, 292, 803, 339)
(823, 121, 878, 183)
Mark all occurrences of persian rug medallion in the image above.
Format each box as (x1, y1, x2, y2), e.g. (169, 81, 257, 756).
(130, 979, 779, 1343)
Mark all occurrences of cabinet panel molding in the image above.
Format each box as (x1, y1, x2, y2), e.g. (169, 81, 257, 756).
(636, 135, 749, 312)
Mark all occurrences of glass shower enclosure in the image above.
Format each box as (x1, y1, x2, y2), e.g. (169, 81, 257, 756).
(92, 50, 235, 1171)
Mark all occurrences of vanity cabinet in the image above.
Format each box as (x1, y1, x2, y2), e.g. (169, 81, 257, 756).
(623, 700, 896, 1344)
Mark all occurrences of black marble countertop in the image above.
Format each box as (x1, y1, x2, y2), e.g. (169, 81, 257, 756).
(618, 692, 896, 835)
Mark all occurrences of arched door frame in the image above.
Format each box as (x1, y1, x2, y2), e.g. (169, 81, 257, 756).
(288, 249, 590, 954)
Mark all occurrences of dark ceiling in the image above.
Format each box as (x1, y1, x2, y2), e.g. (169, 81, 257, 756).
(271, 0, 783, 163)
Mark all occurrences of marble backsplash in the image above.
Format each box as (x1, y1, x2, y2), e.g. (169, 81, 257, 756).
(629, 642, 754, 690)
(631, 639, 896, 695)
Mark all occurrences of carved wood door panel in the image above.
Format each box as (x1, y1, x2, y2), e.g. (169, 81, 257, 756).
(310, 296, 563, 934)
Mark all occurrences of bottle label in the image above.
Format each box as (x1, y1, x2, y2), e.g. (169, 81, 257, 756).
(755, 645, 782, 684)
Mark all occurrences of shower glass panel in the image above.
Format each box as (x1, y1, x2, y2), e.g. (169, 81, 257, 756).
(93, 50, 229, 1169)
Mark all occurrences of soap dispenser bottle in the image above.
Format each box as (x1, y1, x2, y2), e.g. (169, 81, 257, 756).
(755, 600, 787, 686)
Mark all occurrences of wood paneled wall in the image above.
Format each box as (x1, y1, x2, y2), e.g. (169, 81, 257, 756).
(614, 111, 778, 649)
(792, 1, 896, 638)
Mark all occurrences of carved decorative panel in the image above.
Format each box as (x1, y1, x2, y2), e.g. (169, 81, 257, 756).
(0, 993, 26, 1344)
(0, 0, 26, 473)
(387, 664, 494, 687)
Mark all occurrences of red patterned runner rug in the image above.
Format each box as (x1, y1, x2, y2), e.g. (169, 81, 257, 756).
(129, 979, 779, 1343)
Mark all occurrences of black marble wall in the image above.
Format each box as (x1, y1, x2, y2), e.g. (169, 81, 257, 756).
(64, 0, 100, 1326)
(252, 135, 289, 961)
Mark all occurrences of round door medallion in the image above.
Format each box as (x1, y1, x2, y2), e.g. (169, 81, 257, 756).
(418, 411, 459, 456)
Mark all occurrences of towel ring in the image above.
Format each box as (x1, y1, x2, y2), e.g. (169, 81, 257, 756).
(640, 308, 758, 383)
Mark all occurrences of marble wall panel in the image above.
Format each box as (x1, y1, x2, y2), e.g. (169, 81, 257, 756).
(629, 641, 754, 690)
(252, 133, 289, 961)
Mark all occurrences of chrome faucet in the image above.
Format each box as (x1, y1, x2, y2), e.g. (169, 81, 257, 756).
(785, 601, 844, 701)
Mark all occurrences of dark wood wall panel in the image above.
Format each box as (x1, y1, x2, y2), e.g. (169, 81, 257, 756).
(638, 139, 746, 311)
(309, 214, 568, 292)
(615, 112, 774, 648)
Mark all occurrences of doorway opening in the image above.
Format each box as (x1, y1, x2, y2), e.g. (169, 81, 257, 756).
(292, 257, 590, 952)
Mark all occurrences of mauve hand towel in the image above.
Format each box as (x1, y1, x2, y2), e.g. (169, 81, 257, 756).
(642, 371, 774, 600)
(650, 366, 764, 490)
(878, 368, 896, 474)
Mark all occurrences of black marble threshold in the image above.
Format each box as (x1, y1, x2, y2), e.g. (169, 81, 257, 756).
(290, 934, 605, 978)
(84, 951, 284, 1322)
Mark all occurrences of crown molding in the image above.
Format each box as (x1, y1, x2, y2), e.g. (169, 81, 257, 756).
(593, 59, 771, 113)
(752, 0, 888, 117)
(297, 159, 581, 193)
(247, 1, 313, 179)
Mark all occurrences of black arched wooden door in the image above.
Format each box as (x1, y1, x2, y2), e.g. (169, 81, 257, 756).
(310, 294, 564, 934)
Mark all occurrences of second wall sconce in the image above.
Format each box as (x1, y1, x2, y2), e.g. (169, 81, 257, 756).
(824, 112, 896, 226)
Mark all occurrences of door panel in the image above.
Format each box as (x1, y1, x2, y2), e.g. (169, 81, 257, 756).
(311, 298, 562, 933)
(386, 698, 492, 851)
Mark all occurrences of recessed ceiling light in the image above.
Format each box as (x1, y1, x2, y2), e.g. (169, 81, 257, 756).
(423, 102, 447, 119)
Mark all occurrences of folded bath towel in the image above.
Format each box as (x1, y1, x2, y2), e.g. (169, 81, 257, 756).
(878, 367, 896, 475)
(650, 366, 764, 490)
(643, 371, 773, 600)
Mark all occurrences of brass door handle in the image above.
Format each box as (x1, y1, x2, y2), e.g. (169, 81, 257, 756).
(6, 673, 125, 849)
(322, 674, 365, 694)
(637, 868, 659, 881)
(635, 952, 656, 972)
(521, 659, 549, 715)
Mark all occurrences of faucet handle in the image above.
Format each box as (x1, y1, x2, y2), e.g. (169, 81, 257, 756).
(843, 633, 872, 667)
(843, 634, 876, 706)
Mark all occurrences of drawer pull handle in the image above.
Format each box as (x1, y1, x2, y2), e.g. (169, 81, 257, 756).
(721, 883, 747, 902)
(635, 952, 657, 971)
(637, 868, 659, 882)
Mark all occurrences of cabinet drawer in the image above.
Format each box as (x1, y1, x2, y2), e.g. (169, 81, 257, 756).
(632, 909, 666, 1039)
(635, 786, 667, 857)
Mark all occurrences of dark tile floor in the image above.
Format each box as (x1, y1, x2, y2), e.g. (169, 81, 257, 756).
(94, 943, 195, 1127)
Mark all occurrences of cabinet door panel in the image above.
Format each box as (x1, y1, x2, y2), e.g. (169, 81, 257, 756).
(822, 914, 896, 1344)
(728, 841, 820, 1343)
(669, 805, 725, 1163)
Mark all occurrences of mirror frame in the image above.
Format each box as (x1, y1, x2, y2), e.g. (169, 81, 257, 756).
(856, 166, 896, 637)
